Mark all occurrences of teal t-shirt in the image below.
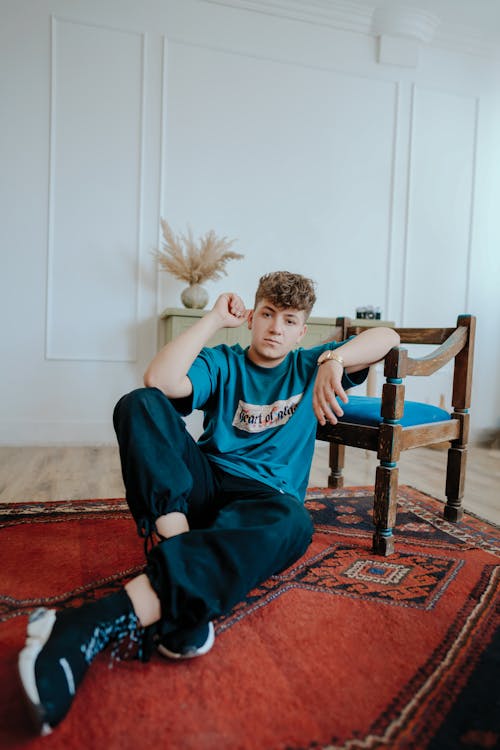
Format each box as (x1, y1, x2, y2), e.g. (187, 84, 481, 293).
(186, 343, 367, 502)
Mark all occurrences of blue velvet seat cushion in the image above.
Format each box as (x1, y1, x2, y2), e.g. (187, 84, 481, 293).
(339, 396, 450, 427)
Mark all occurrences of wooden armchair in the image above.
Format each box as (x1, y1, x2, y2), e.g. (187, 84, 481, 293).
(316, 315, 476, 556)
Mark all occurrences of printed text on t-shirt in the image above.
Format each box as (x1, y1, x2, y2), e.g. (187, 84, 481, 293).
(232, 394, 303, 433)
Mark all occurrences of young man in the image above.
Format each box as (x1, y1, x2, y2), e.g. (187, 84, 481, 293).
(18, 271, 399, 734)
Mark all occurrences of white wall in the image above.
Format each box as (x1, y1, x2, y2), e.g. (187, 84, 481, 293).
(1, 0, 499, 444)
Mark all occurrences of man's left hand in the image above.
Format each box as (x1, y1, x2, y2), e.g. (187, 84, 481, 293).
(313, 361, 348, 426)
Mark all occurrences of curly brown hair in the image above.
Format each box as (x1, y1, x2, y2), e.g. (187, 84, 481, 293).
(254, 271, 317, 319)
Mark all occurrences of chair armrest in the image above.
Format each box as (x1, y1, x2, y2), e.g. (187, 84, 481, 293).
(383, 326, 468, 379)
(405, 326, 468, 376)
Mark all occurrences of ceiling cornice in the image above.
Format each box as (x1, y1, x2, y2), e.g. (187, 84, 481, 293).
(372, 5, 440, 44)
(201, 0, 374, 34)
(200, 0, 500, 60)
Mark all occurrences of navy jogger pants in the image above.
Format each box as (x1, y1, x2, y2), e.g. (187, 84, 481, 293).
(113, 387, 313, 634)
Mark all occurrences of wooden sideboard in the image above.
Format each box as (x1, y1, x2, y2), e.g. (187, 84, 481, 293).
(158, 308, 346, 350)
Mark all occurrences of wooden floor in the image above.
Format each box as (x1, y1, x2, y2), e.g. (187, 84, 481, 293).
(1, 444, 499, 525)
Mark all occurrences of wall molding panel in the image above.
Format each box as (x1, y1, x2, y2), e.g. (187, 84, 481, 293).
(45, 17, 146, 362)
(384, 80, 400, 321)
(400, 82, 416, 327)
(156, 35, 169, 317)
(464, 98, 480, 315)
(402, 85, 479, 326)
(162, 38, 398, 318)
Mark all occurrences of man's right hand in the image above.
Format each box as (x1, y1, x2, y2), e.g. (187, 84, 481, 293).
(211, 293, 249, 328)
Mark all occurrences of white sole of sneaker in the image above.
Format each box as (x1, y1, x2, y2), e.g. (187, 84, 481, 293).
(18, 608, 57, 736)
(157, 621, 215, 660)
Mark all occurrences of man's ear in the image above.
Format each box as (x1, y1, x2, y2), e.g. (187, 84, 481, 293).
(297, 323, 307, 343)
(247, 310, 254, 329)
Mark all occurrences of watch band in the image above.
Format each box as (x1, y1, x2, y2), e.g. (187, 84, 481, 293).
(317, 350, 345, 367)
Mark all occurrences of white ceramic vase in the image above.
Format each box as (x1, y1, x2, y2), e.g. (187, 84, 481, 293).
(181, 283, 209, 309)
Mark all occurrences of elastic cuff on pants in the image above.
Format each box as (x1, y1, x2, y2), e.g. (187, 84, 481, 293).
(144, 554, 178, 636)
(134, 497, 189, 539)
(144, 545, 210, 635)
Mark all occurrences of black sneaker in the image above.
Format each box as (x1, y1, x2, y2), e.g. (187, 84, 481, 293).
(18, 592, 140, 734)
(157, 621, 215, 660)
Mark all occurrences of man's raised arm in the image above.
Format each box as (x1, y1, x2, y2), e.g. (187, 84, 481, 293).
(144, 293, 248, 398)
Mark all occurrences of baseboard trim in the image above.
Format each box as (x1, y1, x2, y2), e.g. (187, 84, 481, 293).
(0, 421, 116, 446)
(475, 428, 500, 449)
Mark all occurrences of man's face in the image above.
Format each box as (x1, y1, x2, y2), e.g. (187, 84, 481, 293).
(247, 299, 307, 367)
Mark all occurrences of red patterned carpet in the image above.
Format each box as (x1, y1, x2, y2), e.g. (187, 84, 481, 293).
(1, 487, 499, 750)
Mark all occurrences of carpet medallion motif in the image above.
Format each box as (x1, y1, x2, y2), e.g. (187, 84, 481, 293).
(217, 545, 464, 627)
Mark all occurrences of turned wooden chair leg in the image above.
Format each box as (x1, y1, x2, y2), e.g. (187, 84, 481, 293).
(444, 411, 469, 522)
(444, 445, 466, 521)
(372, 463, 399, 556)
(328, 443, 345, 488)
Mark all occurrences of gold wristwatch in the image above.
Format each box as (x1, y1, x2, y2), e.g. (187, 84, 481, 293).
(317, 350, 345, 367)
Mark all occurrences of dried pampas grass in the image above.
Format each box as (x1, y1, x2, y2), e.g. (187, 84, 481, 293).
(156, 219, 244, 285)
